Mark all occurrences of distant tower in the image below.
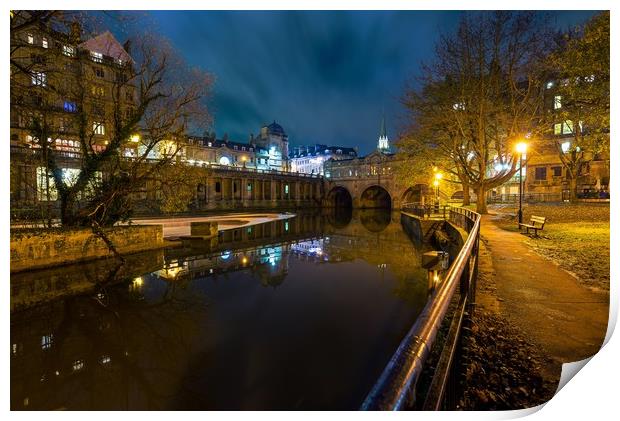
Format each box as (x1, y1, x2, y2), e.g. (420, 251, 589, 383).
(377, 114, 390, 153)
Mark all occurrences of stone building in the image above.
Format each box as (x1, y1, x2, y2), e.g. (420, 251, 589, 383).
(289, 144, 357, 175)
(490, 78, 610, 202)
(10, 17, 136, 206)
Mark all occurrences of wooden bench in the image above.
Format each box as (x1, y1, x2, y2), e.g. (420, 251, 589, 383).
(518, 215, 547, 236)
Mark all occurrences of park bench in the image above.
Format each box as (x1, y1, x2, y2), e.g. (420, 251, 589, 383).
(518, 215, 547, 237)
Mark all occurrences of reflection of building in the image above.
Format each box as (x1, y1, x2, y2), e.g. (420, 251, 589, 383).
(290, 145, 357, 175)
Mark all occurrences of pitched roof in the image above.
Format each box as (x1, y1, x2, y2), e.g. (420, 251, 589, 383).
(78, 31, 132, 63)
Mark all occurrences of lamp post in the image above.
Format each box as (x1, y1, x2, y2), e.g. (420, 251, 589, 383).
(433, 172, 443, 211)
(516, 142, 527, 224)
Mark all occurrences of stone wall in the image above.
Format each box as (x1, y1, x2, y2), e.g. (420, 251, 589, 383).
(10, 225, 164, 273)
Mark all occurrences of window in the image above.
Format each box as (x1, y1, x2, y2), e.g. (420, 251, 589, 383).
(31, 71, 47, 87)
(215, 181, 221, 193)
(62, 45, 75, 57)
(72, 360, 85, 372)
(563, 120, 574, 135)
(552, 166, 562, 177)
(92, 121, 105, 135)
(94, 68, 105, 78)
(284, 184, 289, 195)
(42, 37, 48, 48)
(546, 81, 554, 89)
(561, 141, 571, 153)
(535, 167, 547, 181)
(58, 118, 71, 133)
(41, 334, 53, 350)
(247, 182, 252, 192)
(64, 101, 77, 113)
(553, 95, 562, 109)
(219, 156, 230, 165)
(553, 123, 562, 135)
(90, 51, 103, 63)
(27, 33, 34, 44)
(584, 75, 595, 83)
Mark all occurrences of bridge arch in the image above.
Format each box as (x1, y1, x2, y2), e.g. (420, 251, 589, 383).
(327, 185, 353, 208)
(360, 185, 392, 209)
(401, 184, 429, 205)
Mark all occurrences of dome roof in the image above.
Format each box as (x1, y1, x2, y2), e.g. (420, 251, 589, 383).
(265, 120, 286, 136)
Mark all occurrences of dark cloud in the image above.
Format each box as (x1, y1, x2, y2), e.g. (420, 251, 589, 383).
(144, 10, 597, 155)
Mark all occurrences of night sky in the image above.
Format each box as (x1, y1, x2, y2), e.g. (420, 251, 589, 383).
(135, 11, 597, 155)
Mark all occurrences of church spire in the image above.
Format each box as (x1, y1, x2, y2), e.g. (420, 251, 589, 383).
(377, 113, 390, 153)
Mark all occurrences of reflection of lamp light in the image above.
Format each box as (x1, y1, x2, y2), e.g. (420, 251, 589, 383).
(433, 180, 439, 187)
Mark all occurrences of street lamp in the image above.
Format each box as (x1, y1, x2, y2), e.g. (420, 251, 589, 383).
(433, 172, 442, 212)
(516, 141, 528, 224)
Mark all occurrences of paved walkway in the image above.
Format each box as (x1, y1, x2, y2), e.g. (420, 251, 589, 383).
(479, 214, 609, 365)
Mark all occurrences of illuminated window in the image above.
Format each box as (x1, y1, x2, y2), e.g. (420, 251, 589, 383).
(284, 184, 289, 194)
(41, 334, 53, 350)
(72, 360, 85, 371)
(553, 123, 562, 135)
(91, 85, 105, 97)
(247, 182, 252, 192)
(90, 51, 103, 63)
(31, 71, 46, 87)
(553, 96, 562, 109)
(584, 75, 595, 83)
(100, 356, 111, 365)
(62, 45, 75, 57)
(546, 81, 554, 89)
(37, 167, 57, 201)
(563, 120, 573, 135)
(219, 156, 230, 165)
(27, 33, 34, 44)
(64, 101, 77, 112)
(93, 122, 105, 135)
(42, 37, 48, 48)
(561, 141, 571, 153)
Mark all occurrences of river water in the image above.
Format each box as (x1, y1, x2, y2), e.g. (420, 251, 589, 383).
(11, 209, 432, 410)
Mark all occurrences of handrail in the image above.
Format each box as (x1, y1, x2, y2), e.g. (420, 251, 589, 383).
(361, 203, 480, 410)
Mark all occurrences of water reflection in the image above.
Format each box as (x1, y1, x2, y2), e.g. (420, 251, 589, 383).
(11, 209, 430, 410)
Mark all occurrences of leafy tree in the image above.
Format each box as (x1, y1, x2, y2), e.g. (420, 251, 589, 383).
(543, 11, 609, 201)
(400, 12, 551, 213)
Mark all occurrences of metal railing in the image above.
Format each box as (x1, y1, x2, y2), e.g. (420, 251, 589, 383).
(361, 203, 480, 410)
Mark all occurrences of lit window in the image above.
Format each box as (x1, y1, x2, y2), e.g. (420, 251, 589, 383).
(554, 123, 562, 135)
(546, 81, 554, 89)
(284, 184, 289, 194)
(42, 37, 48, 48)
(31, 71, 46, 87)
(62, 45, 75, 57)
(553, 95, 562, 109)
(91, 51, 103, 63)
(584, 75, 595, 83)
(64, 101, 77, 112)
(41, 334, 53, 350)
(561, 141, 571, 153)
(72, 360, 85, 371)
(100, 356, 111, 365)
(93, 122, 105, 135)
(453, 102, 465, 110)
(219, 156, 230, 165)
(563, 120, 573, 135)
(27, 33, 34, 44)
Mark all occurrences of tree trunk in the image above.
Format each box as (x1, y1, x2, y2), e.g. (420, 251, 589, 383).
(462, 179, 471, 206)
(476, 185, 488, 214)
(569, 176, 578, 203)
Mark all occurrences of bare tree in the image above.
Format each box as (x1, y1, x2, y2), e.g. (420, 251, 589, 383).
(400, 12, 551, 213)
(11, 11, 213, 233)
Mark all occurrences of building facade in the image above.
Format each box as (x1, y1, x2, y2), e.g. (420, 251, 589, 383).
(289, 144, 357, 175)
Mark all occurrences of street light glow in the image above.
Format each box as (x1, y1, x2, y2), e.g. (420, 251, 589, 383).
(433, 180, 439, 187)
(516, 141, 527, 154)
(434, 172, 443, 180)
